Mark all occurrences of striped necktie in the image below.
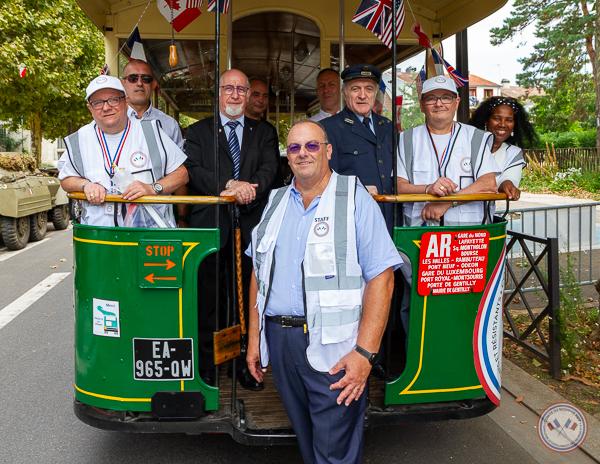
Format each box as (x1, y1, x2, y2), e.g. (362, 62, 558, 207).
(226, 120, 241, 179)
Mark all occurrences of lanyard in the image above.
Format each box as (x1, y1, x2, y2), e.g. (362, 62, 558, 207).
(96, 120, 131, 178)
(426, 123, 455, 171)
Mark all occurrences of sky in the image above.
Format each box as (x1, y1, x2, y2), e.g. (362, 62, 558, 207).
(399, 0, 536, 85)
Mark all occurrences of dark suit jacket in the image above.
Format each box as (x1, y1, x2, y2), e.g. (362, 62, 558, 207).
(184, 116, 281, 247)
(321, 107, 395, 231)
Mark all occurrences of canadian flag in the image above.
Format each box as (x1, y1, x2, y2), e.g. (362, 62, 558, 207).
(157, 0, 202, 32)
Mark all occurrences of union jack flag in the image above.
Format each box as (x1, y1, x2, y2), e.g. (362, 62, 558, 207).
(352, 0, 405, 49)
(431, 48, 469, 88)
(207, 0, 229, 13)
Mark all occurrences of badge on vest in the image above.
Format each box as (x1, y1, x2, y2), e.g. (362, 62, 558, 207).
(130, 151, 148, 169)
(313, 221, 330, 237)
(344, 118, 354, 125)
(460, 157, 471, 173)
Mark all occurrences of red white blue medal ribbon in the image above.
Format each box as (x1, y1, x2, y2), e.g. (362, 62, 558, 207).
(427, 123, 455, 169)
(96, 120, 131, 177)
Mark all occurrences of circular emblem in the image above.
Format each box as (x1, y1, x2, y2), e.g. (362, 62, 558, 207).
(313, 221, 329, 237)
(96, 76, 108, 84)
(460, 157, 471, 173)
(130, 151, 148, 168)
(434, 76, 446, 83)
(538, 403, 587, 452)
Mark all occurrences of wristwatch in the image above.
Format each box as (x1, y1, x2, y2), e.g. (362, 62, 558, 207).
(354, 344, 378, 365)
(152, 182, 164, 195)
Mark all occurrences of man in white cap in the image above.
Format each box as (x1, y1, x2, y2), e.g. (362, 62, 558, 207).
(396, 75, 499, 226)
(58, 75, 188, 227)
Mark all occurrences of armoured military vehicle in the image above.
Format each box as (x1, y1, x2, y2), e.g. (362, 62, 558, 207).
(0, 153, 70, 250)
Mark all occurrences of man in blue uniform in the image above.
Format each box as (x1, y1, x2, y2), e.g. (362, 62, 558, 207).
(321, 64, 394, 230)
(246, 120, 401, 464)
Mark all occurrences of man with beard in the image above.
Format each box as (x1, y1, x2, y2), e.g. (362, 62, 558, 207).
(184, 69, 280, 390)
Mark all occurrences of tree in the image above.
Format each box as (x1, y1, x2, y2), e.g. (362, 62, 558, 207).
(490, 0, 600, 150)
(530, 73, 596, 133)
(0, 0, 104, 166)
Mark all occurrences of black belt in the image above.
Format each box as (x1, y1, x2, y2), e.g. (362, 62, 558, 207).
(266, 315, 307, 327)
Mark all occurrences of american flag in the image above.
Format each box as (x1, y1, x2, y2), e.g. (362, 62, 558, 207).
(207, 0, 230, 13)
(352, 0, 405, 49)
(431, 48, 469, 88)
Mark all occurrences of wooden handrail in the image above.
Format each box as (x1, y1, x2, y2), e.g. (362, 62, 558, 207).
(67, 192, 236, 205)
(373, 193, 508, 203)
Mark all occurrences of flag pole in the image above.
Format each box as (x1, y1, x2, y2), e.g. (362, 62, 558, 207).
(213, 0, 222, 385)
(391, 2, 398, 200)
(339, 0, 345, 110)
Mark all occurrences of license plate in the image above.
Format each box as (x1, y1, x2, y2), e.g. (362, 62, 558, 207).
(133, 338, 194, 381)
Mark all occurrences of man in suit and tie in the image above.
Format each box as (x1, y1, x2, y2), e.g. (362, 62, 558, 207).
(184, 69, 280, 390)
(321, 64, 394, 231)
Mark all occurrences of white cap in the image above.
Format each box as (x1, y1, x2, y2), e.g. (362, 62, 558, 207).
(422, 75, 458, 95)
(85, 75, 125, 100)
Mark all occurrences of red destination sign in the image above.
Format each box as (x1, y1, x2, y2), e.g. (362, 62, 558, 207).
(417, 230, 490, 296)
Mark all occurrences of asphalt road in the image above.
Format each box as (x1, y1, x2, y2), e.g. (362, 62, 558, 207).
(0, 228, 544, 464)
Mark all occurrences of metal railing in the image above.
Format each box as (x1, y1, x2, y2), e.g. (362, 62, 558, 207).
(524, 147, 600, 172)
(503, 230, 561, 378)
(500, 202, 600, 290)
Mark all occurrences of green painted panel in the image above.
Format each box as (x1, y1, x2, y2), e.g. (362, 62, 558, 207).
(73, 224, 220, 411)
(385, 222, 506, 405)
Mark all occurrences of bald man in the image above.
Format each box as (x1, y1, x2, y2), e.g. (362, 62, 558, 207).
(184, 69, 281, 390)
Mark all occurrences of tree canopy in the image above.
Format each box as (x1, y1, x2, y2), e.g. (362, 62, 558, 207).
(490, 0, 599, 147)
(0, 0, 104, 163)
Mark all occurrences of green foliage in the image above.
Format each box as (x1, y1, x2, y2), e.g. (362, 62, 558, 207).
(557, 254, 595, 373)
(490, 0, 598, 144)
(529, 74, 596, 133)
(537, 129, 597, 148)
(0, 0, 104, 141)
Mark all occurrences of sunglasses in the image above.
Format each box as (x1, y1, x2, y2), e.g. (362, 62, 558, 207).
(287, 140, 328, 155)
(124, 74, 154, 84)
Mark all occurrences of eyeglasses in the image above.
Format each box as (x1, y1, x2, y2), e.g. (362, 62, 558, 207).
(220, 85, 249, 96)
(124, 74, 154, 84)
(422, 94, 456, 105)
(287, 141, 328, 155)
(88, 96, 125, 110)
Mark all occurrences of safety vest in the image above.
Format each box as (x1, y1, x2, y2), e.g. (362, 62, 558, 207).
(64, 119, 169, 227)
(251, 172, 364, 372)
(400, 123, 496, 226)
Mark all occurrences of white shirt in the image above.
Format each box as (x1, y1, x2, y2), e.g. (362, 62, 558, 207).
(128, 104, 183, 148)
(397, 123, 500, 226)
(309, 109, 337, 122)
(494, 142, 524, 187)
(220, 113, 245, 148)
(59, 119, 187, 227)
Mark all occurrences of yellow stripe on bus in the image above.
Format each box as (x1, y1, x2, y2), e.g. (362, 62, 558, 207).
(400, 296, 483, 395)
(74, 237, 137, 246)
(74, 384, 151, 402)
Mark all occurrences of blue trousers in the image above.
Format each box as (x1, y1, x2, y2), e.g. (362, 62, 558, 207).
(265, 320, 367, 464)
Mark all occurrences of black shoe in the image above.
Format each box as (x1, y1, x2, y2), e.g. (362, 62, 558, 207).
(237, 366, 264, 391)
(200, 369, 215, 386)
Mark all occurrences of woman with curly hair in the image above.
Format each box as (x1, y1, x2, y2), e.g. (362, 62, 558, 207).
(469, 96, 538, 201)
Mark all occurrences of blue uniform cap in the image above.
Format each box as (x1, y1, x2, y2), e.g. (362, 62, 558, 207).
(341, 64, 382, 84)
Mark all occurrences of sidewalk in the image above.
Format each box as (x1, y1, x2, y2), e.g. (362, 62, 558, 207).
(490, 358, 600, 464)
(504, 192, 600, 210)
